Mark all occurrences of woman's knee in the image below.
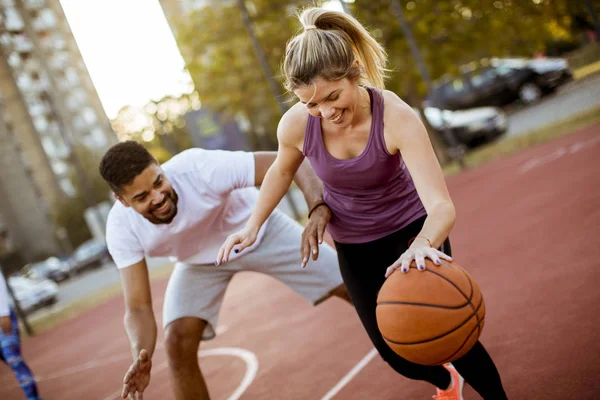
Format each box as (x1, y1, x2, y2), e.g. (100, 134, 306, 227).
(164, 317, 206, 366)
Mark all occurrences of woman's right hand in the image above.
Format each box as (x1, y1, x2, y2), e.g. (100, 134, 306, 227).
(216, 225, 260, 266)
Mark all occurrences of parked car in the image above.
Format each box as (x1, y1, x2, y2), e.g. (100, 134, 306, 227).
(415, 105, 508, 147)
(24, 257, 70, 283)
(70, 240, 112, 273)
(8, 275, 59, 313)
(427, 57, 572, 110)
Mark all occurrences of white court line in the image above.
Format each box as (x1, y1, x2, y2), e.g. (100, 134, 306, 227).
(102, 346, 258, 400)
(215, 324, 228, 335)
(518, 135, 600, 173)
(31, 325, 229, 384)
(320, 348, 378, 400)
(35, 344, 163, 382)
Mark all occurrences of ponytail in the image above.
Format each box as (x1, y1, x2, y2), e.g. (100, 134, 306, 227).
(283, 7, 388, 91)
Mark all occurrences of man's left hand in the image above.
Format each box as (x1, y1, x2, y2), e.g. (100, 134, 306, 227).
(301, 204, 332, 268)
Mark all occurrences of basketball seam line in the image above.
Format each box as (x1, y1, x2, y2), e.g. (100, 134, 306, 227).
(381, 297, 485, 345)
(426, 264, 485, 329)
(377, 302, 470, 309)
(439, 316, 486, 364)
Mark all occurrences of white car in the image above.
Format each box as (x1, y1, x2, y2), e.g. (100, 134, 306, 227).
(8, 275, 59, 313)
(415, 106, 508, 147)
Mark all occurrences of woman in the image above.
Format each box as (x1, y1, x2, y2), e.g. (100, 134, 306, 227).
(0, 271, 43, 400)
(217, 7, 507, 400)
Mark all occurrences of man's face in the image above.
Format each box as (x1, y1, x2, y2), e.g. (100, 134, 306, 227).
(117, 163, 178, 224)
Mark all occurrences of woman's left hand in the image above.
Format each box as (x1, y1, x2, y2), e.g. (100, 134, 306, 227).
(385, 245, 453, 278)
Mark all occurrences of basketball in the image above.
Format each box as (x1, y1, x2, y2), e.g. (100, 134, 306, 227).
(376, 259, 485, 366)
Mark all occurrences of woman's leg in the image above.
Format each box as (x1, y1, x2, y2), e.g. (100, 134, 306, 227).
(453, 341, 508, 399)
(335, 217, 507, 398)
(0, 309, 41, 400)
(334, 218, 451, 389)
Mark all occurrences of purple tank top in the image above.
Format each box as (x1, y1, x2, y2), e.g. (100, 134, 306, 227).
(302, 87, 426, 244)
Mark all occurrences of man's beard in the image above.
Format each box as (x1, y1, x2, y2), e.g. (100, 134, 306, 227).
(147, 189, 179, 224)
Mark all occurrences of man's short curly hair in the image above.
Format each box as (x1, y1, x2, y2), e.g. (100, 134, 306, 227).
(99, 140, 157, 194)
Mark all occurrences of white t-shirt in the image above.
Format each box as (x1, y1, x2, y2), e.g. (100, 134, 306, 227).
(106, 149, 269, 269)
(0, 272, 10, 317)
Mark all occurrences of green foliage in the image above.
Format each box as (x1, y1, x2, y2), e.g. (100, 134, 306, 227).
(172, 0, 596, 149)
(175, 0, 309, 149)
(51, 145, 109, 248)
(112, 94, 199, 161)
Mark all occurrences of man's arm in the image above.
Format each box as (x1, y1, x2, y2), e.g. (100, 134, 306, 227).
(119, 259, 157, 359)
(253, 152, 324, 210)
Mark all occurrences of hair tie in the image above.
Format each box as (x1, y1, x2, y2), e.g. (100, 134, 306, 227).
(304, 25, 317, 31)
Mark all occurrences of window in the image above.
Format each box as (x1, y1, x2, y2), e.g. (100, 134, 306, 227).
(60, 177, 77, 197)
(495, 66, 515, 76)
(82, 107, 97, 124)
(443, 79, 467, 97)
(51, 158, 68, 176)
(41, 135, 57, 157)
(33, 114, 48, 131)
(469, 68, 497, 88)
(40, 9, 56, 27)
(4, 7, 24, 31)
(66, 67, 79, 85)
(91, 126, 107, 148)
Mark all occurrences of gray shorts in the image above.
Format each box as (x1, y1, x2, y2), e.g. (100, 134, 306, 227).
(162, 210, 343, 340)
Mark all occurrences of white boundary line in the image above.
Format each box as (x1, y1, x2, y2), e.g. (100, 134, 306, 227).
(27, 326, 229, 385)
(101, 346, 258, 400)
(320, 348, 378, 400)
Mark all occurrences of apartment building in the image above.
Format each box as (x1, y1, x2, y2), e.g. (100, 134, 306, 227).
(0, 0, 116, 262)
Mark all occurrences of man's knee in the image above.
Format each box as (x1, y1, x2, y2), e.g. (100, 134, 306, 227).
(165, 317, 206, 368)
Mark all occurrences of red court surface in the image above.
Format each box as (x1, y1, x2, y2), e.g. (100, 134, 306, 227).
(1, 125, 599, 399)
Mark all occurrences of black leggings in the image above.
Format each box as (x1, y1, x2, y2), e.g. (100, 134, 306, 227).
(334, 216, 507, 399)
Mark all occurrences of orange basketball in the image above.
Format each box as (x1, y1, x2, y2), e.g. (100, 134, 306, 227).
(376, 259, 485, 366)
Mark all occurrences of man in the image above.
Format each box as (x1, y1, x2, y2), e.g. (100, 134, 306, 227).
(99, 141, 349, 400)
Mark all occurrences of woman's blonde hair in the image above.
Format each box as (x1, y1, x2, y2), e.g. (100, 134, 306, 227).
(283, 7, 388, 92)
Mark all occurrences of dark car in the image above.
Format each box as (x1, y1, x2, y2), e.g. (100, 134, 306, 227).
(70, 240, 112, 273)
(427, 57, 572, 110)
(24, 257, 70, 283)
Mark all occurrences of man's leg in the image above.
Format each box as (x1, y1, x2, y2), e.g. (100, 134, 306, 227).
(162, 261, 234, 400)
(165, 317, 210, 400)
(241, 210, 347, 308)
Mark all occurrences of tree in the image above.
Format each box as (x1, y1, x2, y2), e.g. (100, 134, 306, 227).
(111, 93, 200, 162)
(51, 144, 109, 249)
(175, 0, 308, 148)
(172, 0, 595, 155)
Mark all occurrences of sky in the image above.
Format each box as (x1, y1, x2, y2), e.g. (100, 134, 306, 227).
(60, 0, 346, 120)
(60, 0, 193, 119)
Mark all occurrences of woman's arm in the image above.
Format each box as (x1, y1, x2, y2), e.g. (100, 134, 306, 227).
(216, 107, 307, 264)
(245, 140, 305, 231)
(383, 91, 455, 275)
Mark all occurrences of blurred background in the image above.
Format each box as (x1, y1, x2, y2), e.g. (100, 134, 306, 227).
(0, 0, 599, 330)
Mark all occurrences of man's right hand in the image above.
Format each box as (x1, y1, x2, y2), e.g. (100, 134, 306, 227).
(122, 349, 152, 399)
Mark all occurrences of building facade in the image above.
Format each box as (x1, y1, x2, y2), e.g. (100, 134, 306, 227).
(0, 0, 116, 262)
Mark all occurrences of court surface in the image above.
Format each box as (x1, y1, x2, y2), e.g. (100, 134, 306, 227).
(1, 124, 599, 399)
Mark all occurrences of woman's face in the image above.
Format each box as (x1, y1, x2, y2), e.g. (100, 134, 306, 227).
(294, 77, 363, 129)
